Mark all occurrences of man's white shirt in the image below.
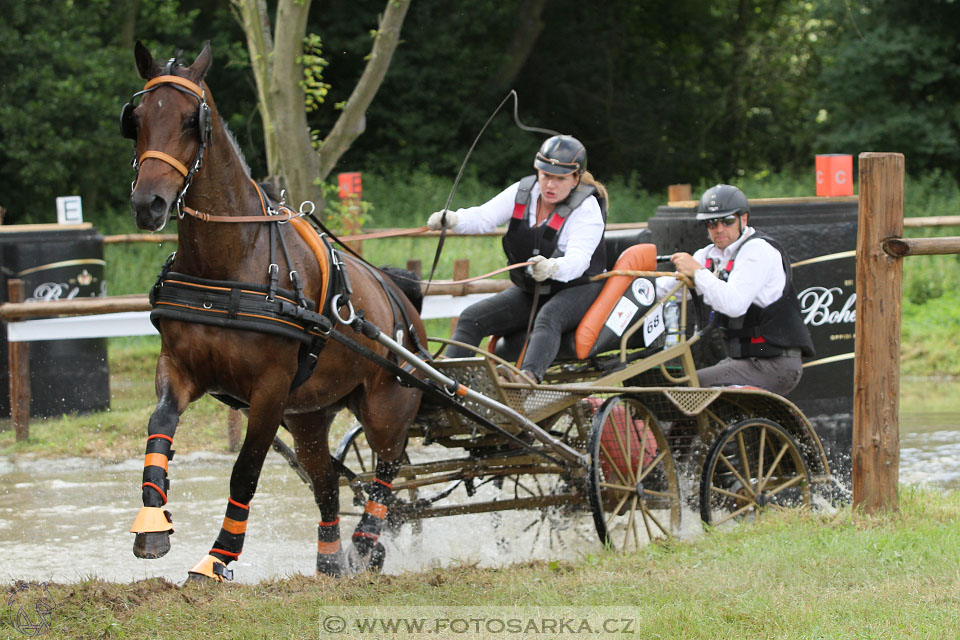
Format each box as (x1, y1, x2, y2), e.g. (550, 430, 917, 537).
(656, 226, 786, 317)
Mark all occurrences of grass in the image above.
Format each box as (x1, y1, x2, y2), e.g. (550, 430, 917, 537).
(2, 486, 957, 639)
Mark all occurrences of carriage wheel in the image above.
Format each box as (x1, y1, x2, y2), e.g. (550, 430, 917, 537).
(699, 418, 812, 527)
(587, 395, 681, 551)
(334, 424, 420, 533)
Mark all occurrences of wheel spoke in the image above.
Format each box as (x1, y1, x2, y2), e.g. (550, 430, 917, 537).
(626, 495, 640, 551)
(756, 427, 767, 491)
(629, 411, 650, 472)
(640, 488, 675, 499)
(711, 501, 755, 526)
(719, 453, 757, 498)
(610, 417, 637, 484)
(711, 485, 754, 502)
(640, 501, 671, 538)
(599, 440, 631, 487)
(764, 473, 805, 497)
(605, 491, 631, 531)
(599, 480, 637, 492)
(736, 430, 752, 489)
(636, 495, 652, 544)
(762, 443, 790, 487)
(351, 441, 368, 473)
(637, 450, 669, 483)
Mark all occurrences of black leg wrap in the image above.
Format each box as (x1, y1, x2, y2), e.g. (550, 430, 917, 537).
(141, 434, 174, 507)
(210, 497, 249, 564)
(317, 518, 344, 577)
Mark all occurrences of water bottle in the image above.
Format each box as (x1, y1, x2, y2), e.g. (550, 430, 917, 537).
(664, 296, 680, 346)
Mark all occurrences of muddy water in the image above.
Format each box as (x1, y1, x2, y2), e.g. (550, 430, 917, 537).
(2, 403, 958, 585)
(0, 450, 622, 585)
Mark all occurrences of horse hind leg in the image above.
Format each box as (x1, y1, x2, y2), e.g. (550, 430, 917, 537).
(349, 457, 401, 573)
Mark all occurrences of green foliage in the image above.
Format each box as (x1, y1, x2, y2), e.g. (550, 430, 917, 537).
(813, 0, 960, 184)
(299, 33, 331, 114)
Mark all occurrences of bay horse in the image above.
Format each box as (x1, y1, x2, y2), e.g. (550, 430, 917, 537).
(123, 41, 424, 580)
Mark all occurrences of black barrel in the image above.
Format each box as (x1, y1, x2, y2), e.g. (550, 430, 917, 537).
(648, 196, 858, 481)
(0, 224, 111, 417)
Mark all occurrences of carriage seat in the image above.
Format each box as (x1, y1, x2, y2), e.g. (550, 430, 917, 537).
(492, 240, 662, 363)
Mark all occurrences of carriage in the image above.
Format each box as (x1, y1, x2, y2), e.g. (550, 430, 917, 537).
(317, 235, 832, 554)
(122, 41, 831, 581)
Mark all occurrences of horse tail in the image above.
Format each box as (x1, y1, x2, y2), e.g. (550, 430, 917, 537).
(379, 266, 423, 314)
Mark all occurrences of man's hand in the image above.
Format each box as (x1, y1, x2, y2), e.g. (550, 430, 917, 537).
(671, 252, 703, 279)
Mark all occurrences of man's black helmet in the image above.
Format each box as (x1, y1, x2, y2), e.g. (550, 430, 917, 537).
(695, 184, 750, 221)
(534, 134, 587, 175)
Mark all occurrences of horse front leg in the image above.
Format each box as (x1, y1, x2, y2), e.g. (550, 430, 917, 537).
(187, 397, 284, 583)
(131, 378, 191, 559)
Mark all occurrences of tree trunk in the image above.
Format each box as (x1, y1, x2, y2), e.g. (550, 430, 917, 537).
(233, 0, 280, 178)
(236, 0, 412, 219)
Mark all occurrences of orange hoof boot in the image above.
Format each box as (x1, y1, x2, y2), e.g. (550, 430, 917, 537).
(131, 507, 174, 559)
(187, 554, 233, 583)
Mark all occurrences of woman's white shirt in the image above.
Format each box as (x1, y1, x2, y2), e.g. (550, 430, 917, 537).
(449, 180, 604, 282)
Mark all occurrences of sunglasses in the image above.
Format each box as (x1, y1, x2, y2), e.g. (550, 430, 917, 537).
(704, 214, 740, 229)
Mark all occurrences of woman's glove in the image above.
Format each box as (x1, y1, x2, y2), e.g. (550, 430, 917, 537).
(528, 255, 559, 282)
(427, 209, 459, 230)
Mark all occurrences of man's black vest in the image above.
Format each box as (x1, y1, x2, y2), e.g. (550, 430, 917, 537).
(502, 175, 607, 294)
(703, 230, 815, 359)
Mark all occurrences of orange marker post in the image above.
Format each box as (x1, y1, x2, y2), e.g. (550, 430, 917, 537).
(816, 154, 854, 196)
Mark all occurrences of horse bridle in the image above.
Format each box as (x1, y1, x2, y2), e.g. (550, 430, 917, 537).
(121, 59, 212, 216)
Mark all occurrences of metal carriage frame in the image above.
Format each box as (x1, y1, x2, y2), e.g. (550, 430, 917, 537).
(310, 272, 832, 552)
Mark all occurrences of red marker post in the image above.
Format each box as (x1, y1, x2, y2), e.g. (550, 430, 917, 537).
(338, 172, 363, 255)
(816, 154, 854, 197)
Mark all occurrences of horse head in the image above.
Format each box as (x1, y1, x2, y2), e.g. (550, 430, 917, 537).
(125, 41, 213, 231)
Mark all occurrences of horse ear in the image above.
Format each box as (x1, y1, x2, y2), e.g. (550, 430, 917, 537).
(189, 41, 212, 81)
(134, 40, 160, 80)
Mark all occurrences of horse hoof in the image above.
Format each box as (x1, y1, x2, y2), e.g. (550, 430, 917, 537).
(348, 540, 385, 573)
(133, 532, 171, 559)
(316, 551, 345, 578)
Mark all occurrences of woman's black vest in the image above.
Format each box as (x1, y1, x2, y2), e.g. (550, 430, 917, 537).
(502, 175, 607, 294)
(703, 230, 815, 359)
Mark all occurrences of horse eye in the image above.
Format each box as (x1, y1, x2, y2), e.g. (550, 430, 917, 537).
(186, 114, 200, 131)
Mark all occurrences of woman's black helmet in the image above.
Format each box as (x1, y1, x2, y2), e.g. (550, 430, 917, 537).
(534, 134, 587, 175)
(695, 184, 750, 221)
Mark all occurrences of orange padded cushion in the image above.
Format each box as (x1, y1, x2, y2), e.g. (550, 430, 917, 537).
(575, 243, 657, 359)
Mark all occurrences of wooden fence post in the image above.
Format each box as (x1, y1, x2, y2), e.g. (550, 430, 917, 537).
(227, 408, 243, 452)
(7, 279, 30, 441)
(450, 259, 470, 334)
(406, 259, 422, 279)
(668, 184, 692, 203)
(853, 152, 904, 513)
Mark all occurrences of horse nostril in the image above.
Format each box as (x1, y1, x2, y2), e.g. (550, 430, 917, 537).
(150, 195, 169, 217)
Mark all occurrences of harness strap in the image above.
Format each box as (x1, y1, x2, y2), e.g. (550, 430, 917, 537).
(139, 150, 189, 177)
(144, 74, 204, 98)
